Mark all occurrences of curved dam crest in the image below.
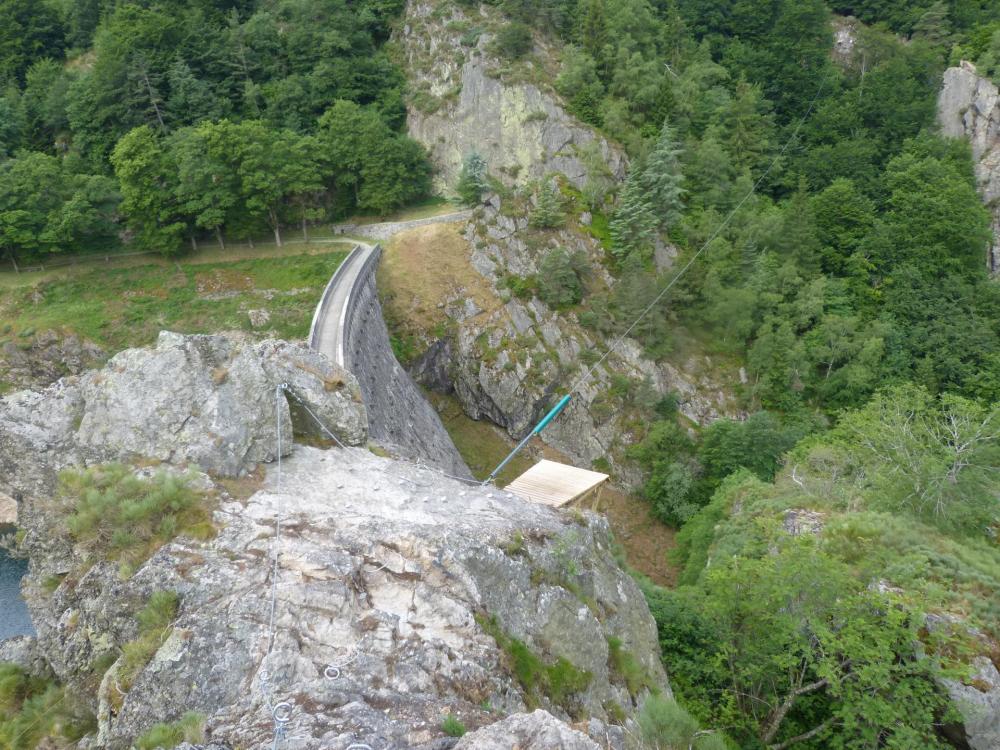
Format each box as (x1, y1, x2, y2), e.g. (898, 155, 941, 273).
(310, 242, 472, 478)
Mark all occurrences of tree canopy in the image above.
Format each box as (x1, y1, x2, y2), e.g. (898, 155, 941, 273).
(0, 0, 429, 262)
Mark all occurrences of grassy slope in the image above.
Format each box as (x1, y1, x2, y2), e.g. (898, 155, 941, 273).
(0, 251, 348, 356)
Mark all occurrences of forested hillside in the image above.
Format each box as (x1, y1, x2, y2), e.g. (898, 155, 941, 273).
(2, 0, 1000, 749)
(0, 0, 429, 260)
(442, 0, 1000, 747)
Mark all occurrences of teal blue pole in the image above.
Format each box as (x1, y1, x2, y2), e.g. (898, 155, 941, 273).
(483, 395, 571, 485)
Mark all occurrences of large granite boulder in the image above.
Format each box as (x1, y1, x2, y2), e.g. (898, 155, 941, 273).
(0, 331, 368, 497)
(15, 446, 667, 749)
(0, 333, 668, 749)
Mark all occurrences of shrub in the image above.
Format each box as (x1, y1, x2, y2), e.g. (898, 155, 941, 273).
(0, 664, 96, 749)
(638, 694, 724, 750)
(503, 273, 539, 300)
(460, 27, 482, 47)
(440, 714, 466, 737)
(492, 21, 532, 59)
(61, 464, 214, 576)
(644, 461, 698, 526)
(119, 591, 180, 698)
(538, 248, 588, 309)
(606, 637, 657, 698)
(475, 614, 592, 714)
(136, 712, 205, 750)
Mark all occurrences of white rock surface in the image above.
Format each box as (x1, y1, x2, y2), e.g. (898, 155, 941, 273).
(937, 62, 1000, 274)
(454, 710, 600, 749)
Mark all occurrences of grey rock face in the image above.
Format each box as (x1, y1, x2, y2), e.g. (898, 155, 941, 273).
(0, 333, 668, 748)
(0, 635, 51, 677)
(0, 329, 105, 394)
(16, 445, 667, 748)
(454, 710, 600, 749)
(937, 62, 1000, 274)
(0, 332, 368, 497)
(399, 2, 626, 194)
(943, 657, 1000, 750)
(411, 200, 738, 487)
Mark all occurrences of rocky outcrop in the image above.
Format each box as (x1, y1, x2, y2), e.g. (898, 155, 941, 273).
(399, 1, 626, 193)
(937, 62, 1000, 275)
(454, 710, 601, 749)
(406, 198, 738, 486)
(0, 329, 105, 394)
(0, 331, 368, 496)
(1, 333, 669, 749)
(943, 656, 1000, 750)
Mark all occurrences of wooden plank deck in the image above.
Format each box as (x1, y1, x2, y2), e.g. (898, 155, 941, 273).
(506, 459, 610, 508)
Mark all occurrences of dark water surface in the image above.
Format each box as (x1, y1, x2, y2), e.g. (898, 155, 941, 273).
(0, 546, 34, 639)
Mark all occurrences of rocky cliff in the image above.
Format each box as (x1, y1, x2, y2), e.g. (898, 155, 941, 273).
(937, 61, 1000, 275)
(0, 332, 669, 749)
(388, 203, 738, 487)
(398, 1, 626, 194)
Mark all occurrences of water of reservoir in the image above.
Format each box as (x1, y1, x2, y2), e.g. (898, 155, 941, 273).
(0, 545, 34, 639)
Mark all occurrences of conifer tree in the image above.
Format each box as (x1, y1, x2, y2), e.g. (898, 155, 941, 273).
(456, 151, 488, 206)
(578, 0, 609, 79)
(530, 180, 564, 228)
(609, 173, 657, 261)
(640, 120, 685, 231)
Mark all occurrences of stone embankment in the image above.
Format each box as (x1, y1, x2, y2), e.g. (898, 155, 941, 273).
(310, 243, 471, 477)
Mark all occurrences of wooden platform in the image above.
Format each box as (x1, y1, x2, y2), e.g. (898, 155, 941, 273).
(505, 459, 610, 508)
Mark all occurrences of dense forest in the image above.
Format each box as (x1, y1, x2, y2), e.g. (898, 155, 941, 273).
(562, 2, 1000, 748)
(461, 0, 1000, 747)
(2, 0, 1000, 749)
(0, 0, 430, 261)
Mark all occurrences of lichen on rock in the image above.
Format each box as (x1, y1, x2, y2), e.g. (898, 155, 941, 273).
(399, 1, 626, 195)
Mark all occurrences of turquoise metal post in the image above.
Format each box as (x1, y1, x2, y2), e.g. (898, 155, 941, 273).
(482, 395, 571, 485)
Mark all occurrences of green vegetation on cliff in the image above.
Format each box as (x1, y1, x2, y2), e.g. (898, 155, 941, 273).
(458, 2, 1000, 747)
(0, 663, 95, 749)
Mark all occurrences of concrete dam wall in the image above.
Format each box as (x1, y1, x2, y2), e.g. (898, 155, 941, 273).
(310, 244, 471, 478)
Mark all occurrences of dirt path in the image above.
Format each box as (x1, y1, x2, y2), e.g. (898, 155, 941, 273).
(331, 209, 473, 241)
(0, 205, 472, 291)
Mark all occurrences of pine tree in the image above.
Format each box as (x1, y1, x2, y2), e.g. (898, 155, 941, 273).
(578, 0, 609, 79)
(456, 151, 488, 206)
(530, 180, 564, 228)
(609, 174, 657, 262)
(640, 120, 685, 231)
(913, 1, 952, 46)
